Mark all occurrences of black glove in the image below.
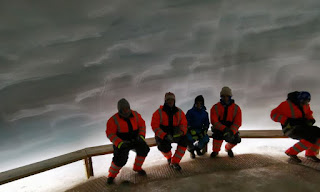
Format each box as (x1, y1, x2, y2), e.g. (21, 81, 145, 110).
(164, 134, 174, 143)
(136, 135, 146, 142)
(223, 128, 234, 143)
(118, 141, 131, 150)
(306, 119, 316, 126)
(211, 125, 215, 133)
(202, 127, 208, 136)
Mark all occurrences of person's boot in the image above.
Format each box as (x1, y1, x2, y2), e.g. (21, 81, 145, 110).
(107, 177, 114, 185)
(286, 153, 302, 163)
(210, 152, 219, 158)
(171, 163, 182, 171)
(306, 156, 320, 162)
(167, 158, 172, 165)
(135, 169, 147, 176)
(195, 148, 204, 156)
(190, 150, 196, 159)
(226, 149, 234, 158)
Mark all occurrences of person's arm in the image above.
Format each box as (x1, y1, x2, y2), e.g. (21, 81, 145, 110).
(270, 102, 289, 125)
(151, 109, 167, 139)
(210, 104, 226, 131)
(186, 110, 192, 130)
(305, 104, 316, 125)
(106, 117, 123, 147)
(136, 112, 146, 138)
(230, 105, 242, 134)
(179, 110, 188, 135)
(204, 111, 210, 130)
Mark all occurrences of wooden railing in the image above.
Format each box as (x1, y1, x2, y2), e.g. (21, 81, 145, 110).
(0, 130, 286, 185)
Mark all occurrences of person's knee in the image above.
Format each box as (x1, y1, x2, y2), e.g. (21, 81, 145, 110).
(212, 129, 224, 140)
(203, 135, 210, 143)
(137, 144, 150, 157)
(178, 135, 188, 147)
(113, 154, 128, 167)
(186, 133, 193, 142)
(157, 141, 171, 152)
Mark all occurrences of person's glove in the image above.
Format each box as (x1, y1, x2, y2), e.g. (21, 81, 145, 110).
(201, 128, 208, 138)
(223, 128, 234, 143)
(137, 135, 146, 142)
(306, 119, 316, 126)
(190, 129, 197, 135)
(164, 134, 174, 143)
(192, 135, 199, 140)
(118, 141, 131, 150)
(173, 126, 183, 138)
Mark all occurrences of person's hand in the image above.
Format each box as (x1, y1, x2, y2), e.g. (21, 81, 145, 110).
(223, 128, 234, 142)
(164, 134, 174, 143)
(118, 141, 131, 150)
(137, 135, 146, 142)
(306, 119, 316, 126)
(190, 129, 197, 135)
(192, 135, 199, 140)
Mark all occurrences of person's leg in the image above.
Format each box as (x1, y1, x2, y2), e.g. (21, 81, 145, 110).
(225, 143, 236, 151)
(155, 136, 172, 161)
(186, 132, 196, 158)
(196, 134, 209, 149)
(133, 139, 150, 172)
(171, 135, 188, 165)
(108, 146, 130, 179)
(286, 139, 313, 156)
(225, 132, 241, 157)
(195, 134, 209, 156)
(290, 125, 320, 143)
(305, 144, 318, 157)
(305, 137, 320, 162)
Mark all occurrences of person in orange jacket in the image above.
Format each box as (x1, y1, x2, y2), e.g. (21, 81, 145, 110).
(271, 91, 320, 163)
(210, 87, 242, 158)
(106, 98, 150, 184)
(151, 92, 188, 170)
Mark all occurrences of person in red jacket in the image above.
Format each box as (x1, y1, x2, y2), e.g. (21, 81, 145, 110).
(151, 92, 188, 170)
(271, 91, 320, 163)
(105, 98, 150, 184)
(210, 87, 242, 158)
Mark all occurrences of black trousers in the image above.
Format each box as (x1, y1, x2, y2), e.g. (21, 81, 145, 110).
(285, 125, 320, 144)
(112, 139, 150, 167)
(155, 135, 188, 153)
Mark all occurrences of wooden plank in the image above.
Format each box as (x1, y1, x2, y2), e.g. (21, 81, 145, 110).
(84, 138, 157, 157)
(239, 130, 286, 138)
(206, 130, 286, 138)
(0, 149, 87, 185)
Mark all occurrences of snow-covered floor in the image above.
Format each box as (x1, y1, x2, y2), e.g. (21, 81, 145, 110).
(1, 138, 319, 192)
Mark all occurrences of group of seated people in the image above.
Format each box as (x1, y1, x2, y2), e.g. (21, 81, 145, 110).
(105, 87, 320, 184)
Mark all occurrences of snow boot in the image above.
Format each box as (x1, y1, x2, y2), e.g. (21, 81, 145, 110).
(306, 156, 320, 162)
(171, 163, 182, 171)
(107, 177, 114, 185)
(210, 152, 219, 158)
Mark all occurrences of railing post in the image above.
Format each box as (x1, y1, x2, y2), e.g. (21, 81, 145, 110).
(84, 156, 94, 179)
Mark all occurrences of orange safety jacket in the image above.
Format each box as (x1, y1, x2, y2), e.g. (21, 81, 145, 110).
(106, 110, 146, 147)
(270, 100, 314, 125)
(151, 106, 188, 139)
(210, 102, 242, 134)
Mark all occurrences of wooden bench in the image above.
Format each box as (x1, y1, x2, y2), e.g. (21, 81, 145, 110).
(0, 130, 285, 185)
